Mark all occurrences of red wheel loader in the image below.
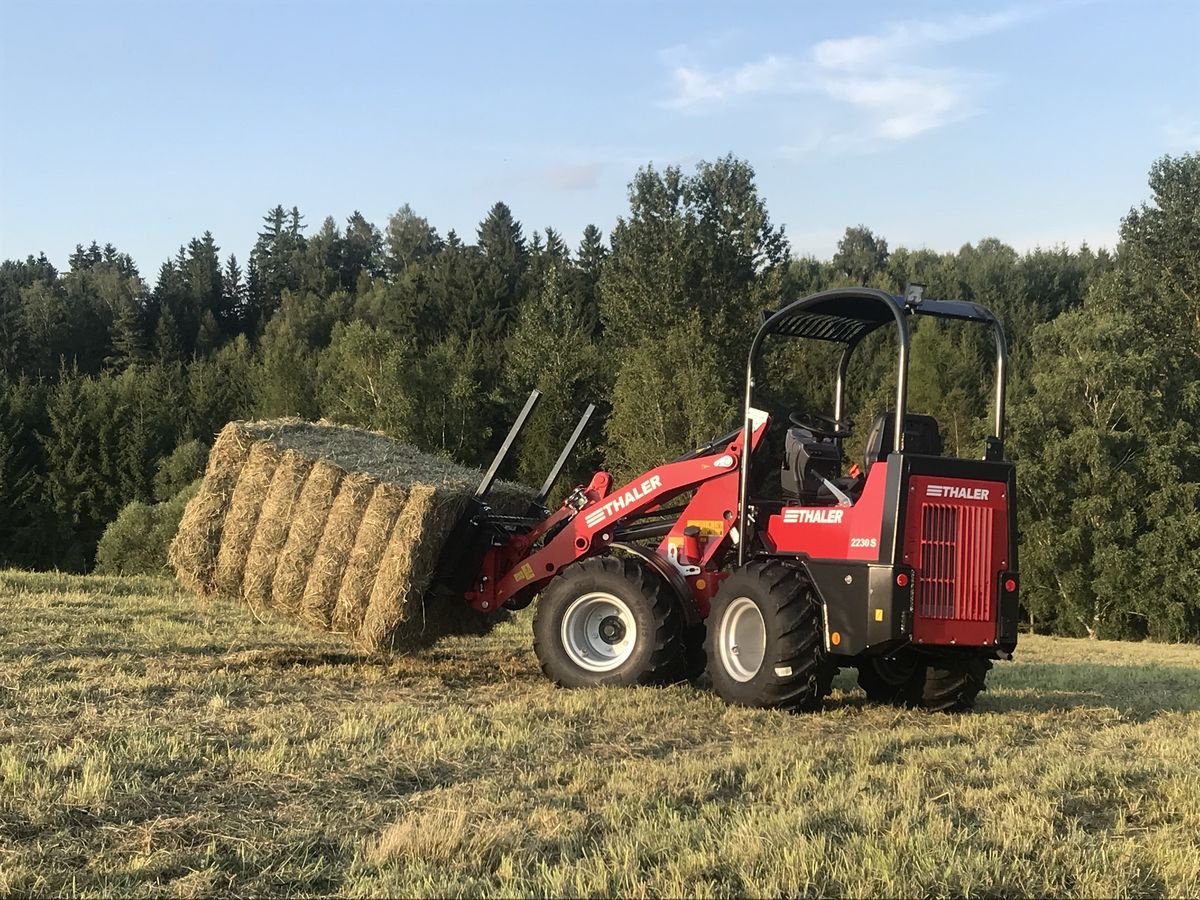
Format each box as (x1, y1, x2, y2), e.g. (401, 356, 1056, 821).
(438, 287, 1019, 712)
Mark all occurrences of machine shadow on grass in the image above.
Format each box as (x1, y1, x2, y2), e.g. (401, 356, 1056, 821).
(980, 660, 1200, 719)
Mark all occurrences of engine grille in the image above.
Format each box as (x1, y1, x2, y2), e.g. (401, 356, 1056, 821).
(915, 502, 994, 621)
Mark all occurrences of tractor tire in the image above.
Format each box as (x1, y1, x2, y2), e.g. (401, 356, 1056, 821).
(659, 622, 708, 684)
(856, 651, 923, 706)
(917, 656, 993, 712)
(705, 562, 834, 712)
(533, 556, 684, 688)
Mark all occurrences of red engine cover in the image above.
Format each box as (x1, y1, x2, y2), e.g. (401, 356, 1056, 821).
(903, 475, 1010, 646)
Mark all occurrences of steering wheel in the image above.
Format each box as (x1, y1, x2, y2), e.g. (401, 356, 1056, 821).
(788, 410, 853, 440)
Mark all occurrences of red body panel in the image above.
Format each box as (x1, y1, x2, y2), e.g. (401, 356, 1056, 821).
(902, 475, 1010, 646)
(761, 462, 890, 561)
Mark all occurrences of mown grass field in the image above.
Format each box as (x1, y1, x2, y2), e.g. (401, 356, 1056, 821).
(1, 570, 1198, 898)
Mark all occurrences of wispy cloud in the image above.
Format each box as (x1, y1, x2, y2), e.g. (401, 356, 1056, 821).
(662, 6, 1039, 145)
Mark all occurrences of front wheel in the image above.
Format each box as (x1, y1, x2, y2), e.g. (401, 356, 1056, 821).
(705, 562, 834, 711)
(533, 556, 683, 688)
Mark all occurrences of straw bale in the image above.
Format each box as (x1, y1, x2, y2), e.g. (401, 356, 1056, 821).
(167, 423, 254, 595)
(299, 472, 376, 628)
(242, 450, 313, 610)
(356, 485, 473, 652)
(331, 482, 408, 635)
(214, 441, 282, 597)
(270, 460, 344, 612)
(172, 417, 536, 651)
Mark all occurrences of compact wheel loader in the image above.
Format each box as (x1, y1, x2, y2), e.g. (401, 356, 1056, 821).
(438, 287, 1019, 712)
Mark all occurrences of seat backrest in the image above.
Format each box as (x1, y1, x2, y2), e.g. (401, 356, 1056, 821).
(864, 411, 943, 470)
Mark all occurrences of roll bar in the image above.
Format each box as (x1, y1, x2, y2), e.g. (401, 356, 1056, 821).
(736, 287, 1009, 564)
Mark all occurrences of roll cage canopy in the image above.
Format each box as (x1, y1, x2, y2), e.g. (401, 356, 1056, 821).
(745, 286, 1008, 449)
(737, 287, 1010, 563)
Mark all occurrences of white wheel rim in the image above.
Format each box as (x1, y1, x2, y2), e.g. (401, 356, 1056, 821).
(719, 596, 766, 683)
(560, 592, 638, 673)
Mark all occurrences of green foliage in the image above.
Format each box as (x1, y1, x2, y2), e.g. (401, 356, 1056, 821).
(153, 440, 209, 502)
(94, 480, 200, 576)
(505, 264, 604, 490)
(832, 225, 889, 286)
(1014, 152, 1200, 641)
(605, 313, 736, 480)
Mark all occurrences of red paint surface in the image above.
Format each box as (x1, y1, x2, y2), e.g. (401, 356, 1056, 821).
(903, 474, 1009, 646)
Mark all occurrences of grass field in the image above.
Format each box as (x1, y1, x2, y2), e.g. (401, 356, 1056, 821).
(1, 570, 1198, 898)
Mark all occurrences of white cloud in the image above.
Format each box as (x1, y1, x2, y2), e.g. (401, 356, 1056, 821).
(812, 9, 1031, 70)
(662, 6, 1037, 144)
(663, 55, 796, 110)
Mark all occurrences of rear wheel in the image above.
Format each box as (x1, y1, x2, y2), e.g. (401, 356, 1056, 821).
(705, 562, 834, 711)
(918, 656, 992, 712)
(856, 651, 922, 706)
(533, 556, 683, 688)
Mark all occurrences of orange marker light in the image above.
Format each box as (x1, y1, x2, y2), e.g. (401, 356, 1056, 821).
(830, 631, 842, 647)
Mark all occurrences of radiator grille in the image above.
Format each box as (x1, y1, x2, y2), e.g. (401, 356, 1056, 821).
(915, 502, 994, 621)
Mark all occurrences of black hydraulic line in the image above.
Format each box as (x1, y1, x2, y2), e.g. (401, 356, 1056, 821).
(672, 428, 741, 463)
(622, 505, 688, 522)
(476, 389, 541, 500)
(612, 520, 675, 542)
(534, 403, 596, 506)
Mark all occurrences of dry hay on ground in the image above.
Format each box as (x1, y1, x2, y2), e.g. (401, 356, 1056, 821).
(169, 419, 533, 652)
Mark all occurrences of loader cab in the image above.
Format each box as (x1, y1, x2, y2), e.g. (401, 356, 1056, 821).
(738, 285, 1012, 562)
(734, 285, 1019, 662)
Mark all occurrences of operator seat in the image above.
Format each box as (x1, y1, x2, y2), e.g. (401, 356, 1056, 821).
(863, 411, 943, 472)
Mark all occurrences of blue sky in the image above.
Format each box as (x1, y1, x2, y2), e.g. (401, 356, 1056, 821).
(2, 0, 1198, 274)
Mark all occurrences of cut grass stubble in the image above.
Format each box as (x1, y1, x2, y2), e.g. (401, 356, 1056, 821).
(1, 570, 1198, 898)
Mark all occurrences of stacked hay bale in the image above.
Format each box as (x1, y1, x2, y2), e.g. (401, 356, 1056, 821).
(169, 419, 532, 652)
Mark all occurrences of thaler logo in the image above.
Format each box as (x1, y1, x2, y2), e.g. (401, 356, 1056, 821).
(584, 476, 663, 528)
(926, 484, 990, 500)
(782, 508, 844, 525)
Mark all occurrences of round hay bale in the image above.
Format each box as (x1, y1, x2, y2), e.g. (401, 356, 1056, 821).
(214, 441, 282, 598)
(356, 486, 473, 652)
(242, 450, 314, 610)
(299, 472, 377, 628)
(168, 423, 255, 596)
(271, 460, 344, 612)
(331, 482, 408, 635)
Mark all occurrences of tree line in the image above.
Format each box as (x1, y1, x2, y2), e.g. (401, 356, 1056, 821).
(1, 153, 1197, 641)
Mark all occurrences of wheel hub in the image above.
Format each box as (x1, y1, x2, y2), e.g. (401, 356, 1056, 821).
(598, 615, 626, 644)
(560, 592, 638, 673)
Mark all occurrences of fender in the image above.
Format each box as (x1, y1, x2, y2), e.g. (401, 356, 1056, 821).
(609, 541, 700, 627)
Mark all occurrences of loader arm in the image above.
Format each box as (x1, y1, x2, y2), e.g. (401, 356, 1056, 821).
(465, 416, 769, 613)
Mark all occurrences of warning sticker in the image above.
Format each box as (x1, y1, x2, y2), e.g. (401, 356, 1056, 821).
(687, 520, 725, 537)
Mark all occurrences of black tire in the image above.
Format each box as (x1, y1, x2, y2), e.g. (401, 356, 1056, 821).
(856, 651, 923, 706)
(659, 621, 708, 684)
(532, 556, 683, 688)
(705, 562, 834, 711)
(918, 656, 993, 712)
